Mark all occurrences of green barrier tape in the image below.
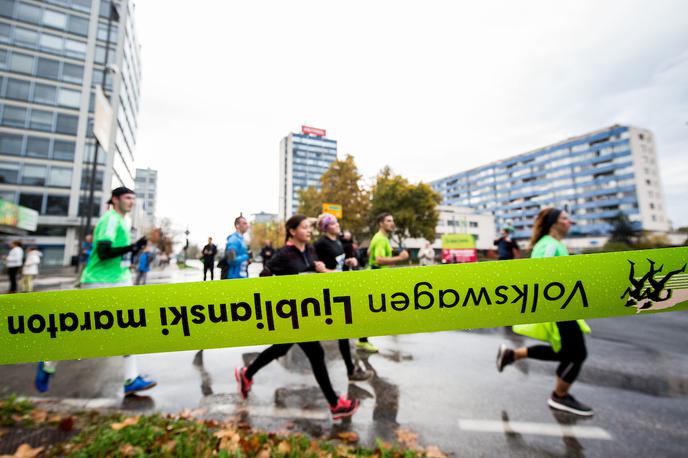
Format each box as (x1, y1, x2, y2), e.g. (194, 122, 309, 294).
(1, 247, 686, 365)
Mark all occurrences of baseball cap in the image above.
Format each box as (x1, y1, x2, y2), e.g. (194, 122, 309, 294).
(107, 186, 135, 205)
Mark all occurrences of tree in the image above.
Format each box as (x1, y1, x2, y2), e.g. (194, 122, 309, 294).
(319, 155, 370, 239)
(296, 187, 322, 218)
(369, 166, 441, 243)
(296, 155, 371, 239)
(249, 221, 286, 252)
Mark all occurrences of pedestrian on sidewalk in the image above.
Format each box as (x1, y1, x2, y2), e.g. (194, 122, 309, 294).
(494, 226, 520, 260)
(21, 246, 42, 292)
(201, 237, 217, 281)
(357, 212, 410, 354)
(226, 216, 250, 279)
(5, 240, 23, 294)
(314, 214, 372, 382)
(135, 247, 152, 285)
(496, 207, 592, 416)
(418, 240, 435, 266)
(234, 214, 360, 420)
(35, 187, 157, 397)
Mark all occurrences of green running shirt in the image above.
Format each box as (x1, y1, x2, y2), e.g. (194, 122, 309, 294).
(368, 231, 392, 268)
(81, 209, 132, 284)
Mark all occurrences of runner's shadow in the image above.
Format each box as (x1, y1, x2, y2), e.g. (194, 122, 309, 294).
(550, 409, 591, 457)
(192, 350, 213, 396)
(121, 394, 155, 411)
(354, 352, 400, 441)
(500, 411, 558, 457)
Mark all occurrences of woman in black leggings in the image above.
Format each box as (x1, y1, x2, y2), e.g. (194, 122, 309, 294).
(234, 215, 359, 420)
(496, 208, 592, 416)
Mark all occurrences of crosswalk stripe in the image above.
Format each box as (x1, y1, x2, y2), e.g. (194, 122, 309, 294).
(458, 419, 613, 440)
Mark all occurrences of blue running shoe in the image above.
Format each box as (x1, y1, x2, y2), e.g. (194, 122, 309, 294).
(34, 362, 53, 393)
(124, 375, 157, 396)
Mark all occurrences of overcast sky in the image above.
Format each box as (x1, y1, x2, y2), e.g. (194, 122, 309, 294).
(133, 0, 688, 245)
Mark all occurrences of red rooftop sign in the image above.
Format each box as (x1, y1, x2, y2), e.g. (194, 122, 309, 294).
(302, 125, 326, 137)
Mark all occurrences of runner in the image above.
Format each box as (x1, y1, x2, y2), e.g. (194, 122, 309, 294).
(35, 187, 157, 396)
(234, 214, 360, 420)
(358, 212, 410, 353)
(226, 216, 250, 279)
(5, 241, 23, 294)
(314, 214, 373, 382)
(496, 207, 592, 416)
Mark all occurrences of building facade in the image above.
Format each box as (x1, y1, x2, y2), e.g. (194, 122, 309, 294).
(133, 166, 155, 231)
(278, 126, 337, 221)
(0, 0, 141, 265)
(431, 125, 669, 241)
(404, 205, 496, 252)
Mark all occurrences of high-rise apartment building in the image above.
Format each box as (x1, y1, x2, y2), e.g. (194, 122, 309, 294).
(0, 0, 141, 265)
(278, 126, 337, 221)
(431, 125, 669, 241)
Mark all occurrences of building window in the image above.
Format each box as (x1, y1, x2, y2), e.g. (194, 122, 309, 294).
(46, 194, 69, 215)
(19, 193, 43, 212)
(58, 88, 81, 108)
(37, 57, 60, 80)
(14, 27, 39, 48)
(29, 109, 53, 131)
(469, 221, 478, 228)
(6, 78, 31, 101)
(56, 113, 78, 134)
(0, 189, 15, 202)
(43, 10, 68, 30)
(0, 133, 23, 156)
(2, 105, 27, 127)
(0, 161, 20, 184)
(9, 53, 34, 74)
(67, 15, 89, 35)
(34, 83, 58, 105)
(21, 164, 47, 186)
(26, 136, 50, 158)
(62, 62, 83, 83)
(16, 3, 42, 24)
(53, 140, 75, 161)
(48, 167, 72, 187)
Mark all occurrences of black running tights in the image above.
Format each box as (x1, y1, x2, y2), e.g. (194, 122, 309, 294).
(338, 339, 355, 375)
(527, 321, 587, 384)
(245, 341, 338, 406)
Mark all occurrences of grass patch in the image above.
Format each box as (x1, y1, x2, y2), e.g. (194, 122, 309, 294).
(0, 398, 444, 457)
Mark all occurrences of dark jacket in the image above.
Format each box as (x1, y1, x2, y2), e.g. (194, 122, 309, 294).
(261, 244, 318, 277)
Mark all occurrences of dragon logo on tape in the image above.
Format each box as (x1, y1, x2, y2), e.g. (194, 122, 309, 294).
(621, 259, 687, 313)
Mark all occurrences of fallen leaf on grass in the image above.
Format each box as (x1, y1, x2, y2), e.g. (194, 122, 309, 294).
(111, 416, 139, 430)
(118, 444, 142, 457)
(336, 431, 359, 443)
(29, 409, 47, 424)
(161, 440, 176, 453)
(58, 416, 75, 432)
(215, 429, 241, 452)
(395, 428, 419, 448)
(255, 449, 271, 458)
(277, 440, 291, 454)
(3, 443, 44, 458)
(425, 445, 447, 458)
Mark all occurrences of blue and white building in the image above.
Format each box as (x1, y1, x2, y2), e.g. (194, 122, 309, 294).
(0, 0, 141, 265)
(278, 126, 337, 220)
(431, 125, 669, 242)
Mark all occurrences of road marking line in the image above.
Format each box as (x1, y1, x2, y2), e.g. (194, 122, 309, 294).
(458, 419, 612, 440)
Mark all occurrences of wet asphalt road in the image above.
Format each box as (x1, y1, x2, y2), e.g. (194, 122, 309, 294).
(1, 265, 687, 456)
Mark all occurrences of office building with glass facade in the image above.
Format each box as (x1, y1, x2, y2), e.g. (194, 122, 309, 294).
(278, 128, 337, 220)
(431, 125, 669, 241)
(0, 0, 141, 265)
